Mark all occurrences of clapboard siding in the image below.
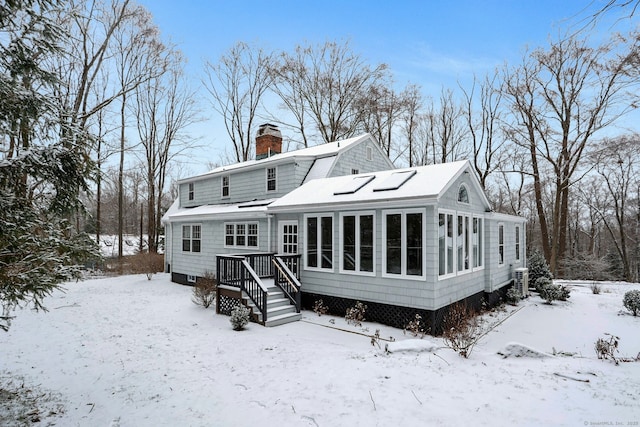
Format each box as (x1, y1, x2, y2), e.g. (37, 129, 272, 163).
(169, 218, 270, 278)
(298, 207, 438, 311)
(329, 140, 393, 177)
(431, 173, 492, 309)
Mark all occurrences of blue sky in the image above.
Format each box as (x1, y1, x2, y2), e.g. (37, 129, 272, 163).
(137, 0, 632, 172)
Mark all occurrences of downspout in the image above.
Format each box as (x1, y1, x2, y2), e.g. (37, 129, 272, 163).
(523, 220, 527, 269)
(267, 214, 274, 253)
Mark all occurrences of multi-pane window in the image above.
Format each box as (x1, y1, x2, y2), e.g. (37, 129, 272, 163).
(438, 212, 455, 276)
(515, 225, 520, 261)
(281, 223, 298, 254)
(305, 214, 333, 270)
(498, 223, 505, 265)
(439, 211, 483, 277)
(222, 175, 229, 197)
(383, 210, 424, 278)
(224, 222, 258, 248)
(456, 215, 471, 272)
(188, 183, 194, 201)
(182, 225, 201, 253)
(340, 212, 374, 274)
(473, 217, 483, 268)
(351, 168, 359, 175)
(266, 167, 276, 192)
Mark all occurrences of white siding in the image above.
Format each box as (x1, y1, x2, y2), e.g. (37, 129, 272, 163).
(170, 218, 270, 278)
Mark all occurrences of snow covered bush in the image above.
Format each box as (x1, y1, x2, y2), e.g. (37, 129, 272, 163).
(538, 283, 570, 304)
(313, 299, 328, 316)
(131, 252, 164, 280)
(404, 313, 427, 338)
(345, 301, 367, 327)
(527, 250, 552, 291)
(623, 290, 640, 316)
(442, 302, 481, 358)
(533, 276, 552, 293)
(230, 305, 250, 331)
(591, 283, 601, 295)
(506, 287, 521, 305)
(191, 271, 217, 309)
(595, 334, 619, 365)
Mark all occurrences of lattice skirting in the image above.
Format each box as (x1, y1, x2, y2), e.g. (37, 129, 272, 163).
(302, 286, 506, 335)
(218, 293, 242, 316)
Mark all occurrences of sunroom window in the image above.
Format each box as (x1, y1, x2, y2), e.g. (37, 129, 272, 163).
(305, 214, 333, 270)
(341, 212, 374, 274)
(383, 209, 424, 278)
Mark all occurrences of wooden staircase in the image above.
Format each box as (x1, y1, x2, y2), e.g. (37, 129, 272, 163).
(216, 253, 302, 327)
(244, 279, 301, 327)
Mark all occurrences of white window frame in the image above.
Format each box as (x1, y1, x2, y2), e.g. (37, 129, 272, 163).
(457, 184, 469, 204)
(304, 213, 334, 272)
(278, 220, 299, 255)
(472, 215, 484, 270)
(438, 209, 456, 279)
(438, 210, 484, 280)
(221, 175, 230, 198)
(382, 208, 426, 280)
(182, 224, 201, 253)
(366, 146, 373, 161)
(339, 211, 376, 276)
(187, 274, 197, 283)
(455, 213, 472, 274)
(266, 167, 277, 192)
(498, 222, 505, 266)
(188, 182, 194, 201)
(224, 222, 259, 249)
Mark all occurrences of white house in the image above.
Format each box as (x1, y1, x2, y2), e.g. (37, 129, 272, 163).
(162, 124, 526, 331)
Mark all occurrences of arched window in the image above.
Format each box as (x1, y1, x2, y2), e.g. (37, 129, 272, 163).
(458, 185, 469, 203)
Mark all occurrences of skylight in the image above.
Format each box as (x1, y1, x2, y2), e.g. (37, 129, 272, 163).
(333, 175, 375, 195)
(372, 170, 417, 192)
(238, 199, 273, 208)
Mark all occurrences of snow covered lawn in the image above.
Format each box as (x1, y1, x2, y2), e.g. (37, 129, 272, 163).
(1, 274, 639, 426)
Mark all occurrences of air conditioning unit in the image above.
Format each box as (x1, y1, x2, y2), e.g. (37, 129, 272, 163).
(513, 267, 529, 297)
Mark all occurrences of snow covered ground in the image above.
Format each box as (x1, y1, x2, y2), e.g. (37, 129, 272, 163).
(1, 275, 639, 426)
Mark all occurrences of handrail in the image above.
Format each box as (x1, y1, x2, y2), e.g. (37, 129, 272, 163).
(241, 259, 270, 293)
(272, 258, 300, 292)
(217, 254, 268, 323)
(272, 256, 302, 313)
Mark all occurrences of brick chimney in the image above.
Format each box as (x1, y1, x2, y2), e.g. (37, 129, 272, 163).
(255, 123, 282, 160)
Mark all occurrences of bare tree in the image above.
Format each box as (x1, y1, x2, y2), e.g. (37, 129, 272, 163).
(271, 40, 388, 145)
(203, 41, 274, 162)
(111, 3, 165, 258)
(503, 32, 639, 276)
(586, 135, 640, 281)
(356, 78, 407, 159)
(134, 51, 200, 252)
(414, 88, 469, 165)
(460, 72, 505, 189)
(400, 84, 423, 167)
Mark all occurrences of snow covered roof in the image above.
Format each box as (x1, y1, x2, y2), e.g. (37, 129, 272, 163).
(180, 133, 374, 184)
(162, 199, 275, 223)
(269, 160, 491, 212)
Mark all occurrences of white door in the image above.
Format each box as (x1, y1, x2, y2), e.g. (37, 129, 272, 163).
(279, 221, 298, 255)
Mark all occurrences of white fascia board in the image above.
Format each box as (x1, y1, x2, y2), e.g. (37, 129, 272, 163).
(267, 196, 437, 214)
(166, 211, 268, 223)
(485, 211, 527, 222)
